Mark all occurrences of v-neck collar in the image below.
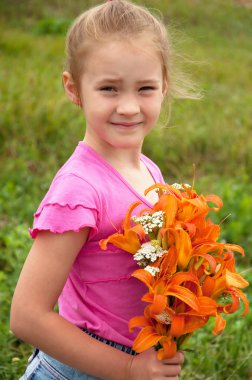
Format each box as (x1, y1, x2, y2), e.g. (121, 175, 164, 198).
(78, 141, 157, 207)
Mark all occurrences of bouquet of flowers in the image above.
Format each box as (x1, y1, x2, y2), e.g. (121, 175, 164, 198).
(100, 183, 249, 359)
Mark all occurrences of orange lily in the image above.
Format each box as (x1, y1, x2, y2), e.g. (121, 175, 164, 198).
(192, 217, 221, 243)
(100, 182, 249, 360)
(154, 194, 178, 227)
(129, 290, 217, 357)
(131, 322, 177, 359)
(99, 201, 145, 254)
(201, 268, 249, 335)
(133, 269, 200, 312)
(157, 338, 177, 360)
(129, 305, 179, 358)
(162, 227, 193, 270)
(100, 228, 143, 254)
(145, 183, 183, 201)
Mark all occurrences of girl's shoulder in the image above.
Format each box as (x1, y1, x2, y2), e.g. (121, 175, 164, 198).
(56, 141, 108, 184)
(43, 144, 101, 204)
(29, 142, 105, 239)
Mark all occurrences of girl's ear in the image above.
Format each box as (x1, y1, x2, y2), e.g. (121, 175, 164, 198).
(62, 71, 81, 106)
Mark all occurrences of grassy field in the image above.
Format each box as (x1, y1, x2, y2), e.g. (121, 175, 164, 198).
(0, 1, 251, 379)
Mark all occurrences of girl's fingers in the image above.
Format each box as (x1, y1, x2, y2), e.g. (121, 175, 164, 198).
(163, 364, 181, 376)
(162, 351, 184, 365)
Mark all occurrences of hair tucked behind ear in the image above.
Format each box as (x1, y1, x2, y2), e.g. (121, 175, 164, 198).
(65, 0, 200, 104)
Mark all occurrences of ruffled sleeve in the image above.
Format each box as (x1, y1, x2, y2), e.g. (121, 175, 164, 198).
(29, 174, 100, 239)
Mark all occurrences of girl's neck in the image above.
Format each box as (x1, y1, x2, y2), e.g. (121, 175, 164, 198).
(83, 137, 143, 171)
(82, 136, 159, 205)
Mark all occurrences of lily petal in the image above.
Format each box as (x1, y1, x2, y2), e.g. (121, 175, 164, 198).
(100, 229, 141, 254)
(129, 316, 150, 332)
(205, 194, 223, 211)
(165, 285, 200, 311)
(157, 338, 177, 360)
(170, 315, 185, 337)
(212, 314, 226, 336)
(132, 269, 154, 290)
(133, 326, 164, 353)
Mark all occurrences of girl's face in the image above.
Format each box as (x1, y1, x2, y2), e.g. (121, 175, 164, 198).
(67, 39, 166, 154)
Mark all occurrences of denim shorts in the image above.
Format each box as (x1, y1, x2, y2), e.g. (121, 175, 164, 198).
(20, 330, 136, 380)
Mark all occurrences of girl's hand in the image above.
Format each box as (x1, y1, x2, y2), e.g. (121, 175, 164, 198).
(128, 348, 184, 380)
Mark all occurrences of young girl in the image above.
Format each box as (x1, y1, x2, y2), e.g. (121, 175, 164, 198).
(11, 1, 186, 379)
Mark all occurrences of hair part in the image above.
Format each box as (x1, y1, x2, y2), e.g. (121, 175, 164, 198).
(65, 0, 200, 105)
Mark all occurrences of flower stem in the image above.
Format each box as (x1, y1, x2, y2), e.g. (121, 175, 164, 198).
(194, 256, 204, 271)
(177, 333, 193, 350)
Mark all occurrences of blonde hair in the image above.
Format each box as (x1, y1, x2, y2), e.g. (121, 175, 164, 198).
(65, 0, 199, 103)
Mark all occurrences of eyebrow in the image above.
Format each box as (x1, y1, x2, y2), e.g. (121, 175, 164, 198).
(137, 79, 161, 85)
(96, 78, 161, 85)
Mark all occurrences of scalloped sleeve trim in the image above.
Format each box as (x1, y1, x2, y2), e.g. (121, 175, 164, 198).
(29, 203, 98, 239)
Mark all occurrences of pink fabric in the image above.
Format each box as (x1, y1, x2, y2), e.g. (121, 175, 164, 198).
(29, 142, 164, 347)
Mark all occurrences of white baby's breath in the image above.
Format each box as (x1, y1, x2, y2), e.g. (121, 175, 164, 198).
(132, 211, 165, 234)
(144, 266, 160, 276)
(171, 183, 191, 191)
(133, 240, 166, 267)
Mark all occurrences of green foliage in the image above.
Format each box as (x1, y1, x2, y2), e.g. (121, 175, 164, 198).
(0, 224, 33, 380)
(175, 175, 252, 270)
(180, 306, 252, 379)
(0, 1, 251, 378)
(199, 176, 252, 264)
(33, 18, 71, 35)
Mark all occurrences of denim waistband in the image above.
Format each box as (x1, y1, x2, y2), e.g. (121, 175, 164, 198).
(82, 328, 137, 356)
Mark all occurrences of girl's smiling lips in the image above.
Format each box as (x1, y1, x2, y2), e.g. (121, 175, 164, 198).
(110, 121, 143, 127)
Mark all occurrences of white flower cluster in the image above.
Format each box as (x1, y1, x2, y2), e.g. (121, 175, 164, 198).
(144, 266, 160, 276)
(132, 211, 165, 234)
(133, 241, 166, 267)
(171, 183, 191, 191)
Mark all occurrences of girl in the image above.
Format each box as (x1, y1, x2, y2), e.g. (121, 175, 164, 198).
(11, 1, 187, 379)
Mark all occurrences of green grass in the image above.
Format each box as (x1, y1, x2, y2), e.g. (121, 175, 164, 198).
(0, 1, 251, 379)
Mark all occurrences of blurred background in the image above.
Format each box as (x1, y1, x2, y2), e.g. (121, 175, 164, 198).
(0, 1, 251, 378)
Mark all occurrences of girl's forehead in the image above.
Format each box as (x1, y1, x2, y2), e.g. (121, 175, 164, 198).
(83, 39, 163, 77)
(89, 37, 159, 57)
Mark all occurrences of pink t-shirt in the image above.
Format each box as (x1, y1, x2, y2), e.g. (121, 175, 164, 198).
(29, 142, 164, 347)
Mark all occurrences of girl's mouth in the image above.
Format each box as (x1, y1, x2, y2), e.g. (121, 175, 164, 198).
(111, 122, 142, 127)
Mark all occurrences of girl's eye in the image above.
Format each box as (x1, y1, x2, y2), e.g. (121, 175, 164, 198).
(139, 86, 156, 92)
(100, 86, 116, 92)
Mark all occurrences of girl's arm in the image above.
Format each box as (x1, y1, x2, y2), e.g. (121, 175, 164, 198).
(10, 230, 183, 380)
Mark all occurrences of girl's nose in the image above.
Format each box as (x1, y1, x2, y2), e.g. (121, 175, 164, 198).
(116, 96, 140, 116)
